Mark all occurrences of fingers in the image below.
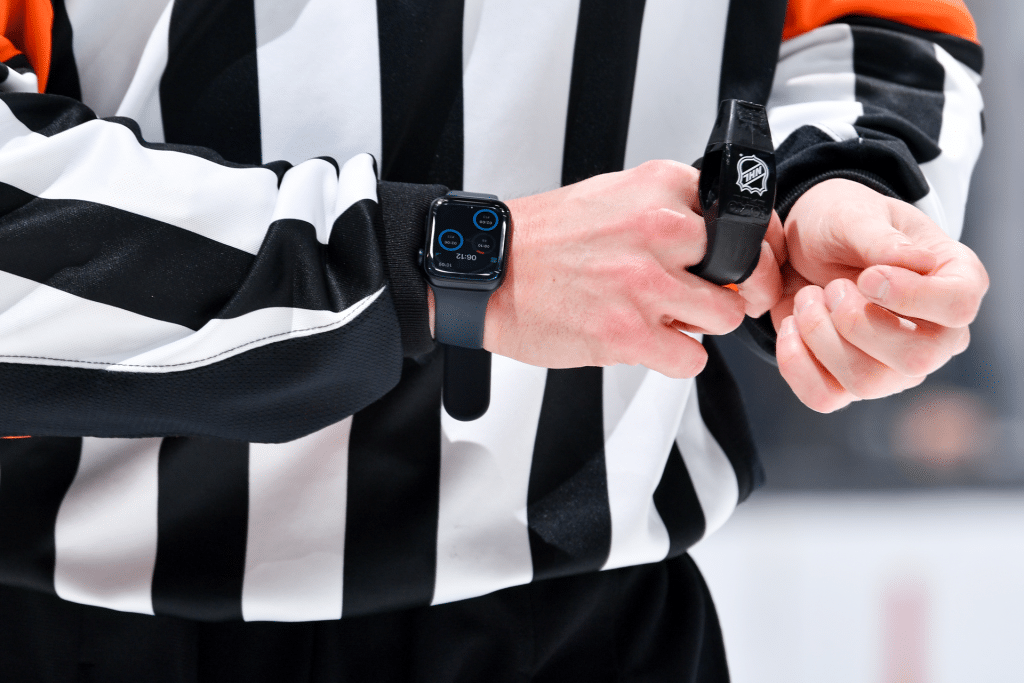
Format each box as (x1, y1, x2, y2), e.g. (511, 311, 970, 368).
(825, 279, 970, 377)
(644, 325, 709, 379)
(838, 217, 939, 274)
(737, 240, 783, 318)
(659, 273, 746, 336)
(857, 245, 989, 328)
(791, 285, 926, 401)
(642, 206, 708, 270)
(776, 315, 854, 413)
(763, 210, 787, 266)
(632, 159, 702, 215)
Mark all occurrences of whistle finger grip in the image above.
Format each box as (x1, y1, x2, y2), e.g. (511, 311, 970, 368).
(688, 99, 776, 286)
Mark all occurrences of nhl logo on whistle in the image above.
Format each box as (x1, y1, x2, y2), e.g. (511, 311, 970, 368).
(735, 154, 769, 196)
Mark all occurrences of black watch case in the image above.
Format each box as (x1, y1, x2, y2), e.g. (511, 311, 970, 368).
(422, 195, 511, 292)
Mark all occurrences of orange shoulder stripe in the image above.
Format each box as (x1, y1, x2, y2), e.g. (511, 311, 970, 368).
(784, 0, 978, 44)
(0, 0, 54, 92)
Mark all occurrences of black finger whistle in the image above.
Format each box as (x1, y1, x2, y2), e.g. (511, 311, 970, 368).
(688, 99, 776, 286)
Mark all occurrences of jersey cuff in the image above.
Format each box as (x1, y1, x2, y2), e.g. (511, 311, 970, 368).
(377, 180, 449, 358)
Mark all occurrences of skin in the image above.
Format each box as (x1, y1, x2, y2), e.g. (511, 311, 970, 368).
(431, 159, 783, 380)
(429, 168, 988, 410)
(772, 178, 988, 412)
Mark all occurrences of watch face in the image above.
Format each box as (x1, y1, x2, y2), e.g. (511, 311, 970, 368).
(425, 198, 509, 282)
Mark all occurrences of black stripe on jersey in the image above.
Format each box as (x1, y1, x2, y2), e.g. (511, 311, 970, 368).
(221, 199, 386, 319)
(695, 338, 764, 503)
(839, 15, 983, 74)
(45, 0, 83, 100)
(0, 92, 95, 137)
(653, 443, 706, 559)
(0, 292, 403, 444)
(852, 25, 945, 163)
(2, 54, 32, 74)
(0, 190, 383, 330)
(151, 437, 248, 621)
(0, 437, 81, 594)
(0, 185, 251, 331)
(343, 349, 442, 617)
(560, 0, 647, 186)
(718, 0, 787, 105)
(376, 0, 463, 189)
(528, 367, 612, 582)
(161, 0, 262, 165)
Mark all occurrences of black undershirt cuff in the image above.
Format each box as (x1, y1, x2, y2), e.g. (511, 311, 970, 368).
(376, 181, 448, 358)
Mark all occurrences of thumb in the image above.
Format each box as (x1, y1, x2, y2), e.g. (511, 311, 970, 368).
(840, 218, 938, 275)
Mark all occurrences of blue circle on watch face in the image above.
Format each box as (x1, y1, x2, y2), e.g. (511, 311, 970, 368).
(438, 229, 464, 251)
(473, 209, 499, 231)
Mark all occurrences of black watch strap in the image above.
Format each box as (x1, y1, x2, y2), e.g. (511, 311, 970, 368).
(433, 286, 492, 348)
(431, 191, 501, 421)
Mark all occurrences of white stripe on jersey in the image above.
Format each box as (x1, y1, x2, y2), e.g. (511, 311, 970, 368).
(271, 154, 380, 243)
(0, 104, 378, 255)
(0, 267, 383, 372)
(0, 270, 192, 365)
(767, 23, 864, 148)
(602, 370, 690, 571)
(677, 380, 740, 543)
(462, 0, 580, 199)
(0, 105, 280, 255)
(53, 437, 161, 615)
(430, 0, 584, 605)
(255, 0, 383, 166)
(432, 356, 546, 605)
(624, 0, 730, 169)
(0, 69, 39, 94)
(66, 0, 171, 118)
(243, 418, 352, 622)
(115, 0, 173, 142)
(917, 46, 984, 240)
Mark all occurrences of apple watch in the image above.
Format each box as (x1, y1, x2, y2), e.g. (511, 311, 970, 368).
(689, 99, 777, 286)
(421, 191, 511, 421)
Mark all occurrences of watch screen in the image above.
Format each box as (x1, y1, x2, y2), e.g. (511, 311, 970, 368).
(428, 202, 505, 276)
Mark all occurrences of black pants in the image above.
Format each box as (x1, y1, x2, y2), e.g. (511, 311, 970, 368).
(0, 554, 728, 683)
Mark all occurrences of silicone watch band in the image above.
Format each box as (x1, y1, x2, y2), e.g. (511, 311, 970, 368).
(432, 191, 499, 349)
(433, 286, 491, 348)
(431, 191, 500, 421)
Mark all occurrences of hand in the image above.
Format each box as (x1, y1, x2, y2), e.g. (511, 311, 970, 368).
(772, 179, 989, 412)
(474, 160, 783, 379)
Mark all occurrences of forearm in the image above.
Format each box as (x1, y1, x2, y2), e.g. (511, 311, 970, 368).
(0, 92, 451, 442)
(769, 15, 983, 236)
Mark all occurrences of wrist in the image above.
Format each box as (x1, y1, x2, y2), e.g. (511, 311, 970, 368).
(427, 287, 435, 338)
(777, 169, 900, 222)
(481, 196, 527, 356)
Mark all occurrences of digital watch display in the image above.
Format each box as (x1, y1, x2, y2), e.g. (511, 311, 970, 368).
(424, 197, 510, 283)
(422, 192, 511, 422)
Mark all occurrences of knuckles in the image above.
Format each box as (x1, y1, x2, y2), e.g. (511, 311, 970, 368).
(632, 159, 698, 190)
(895, 344, 946, 378)
(843, 366, 900, 401)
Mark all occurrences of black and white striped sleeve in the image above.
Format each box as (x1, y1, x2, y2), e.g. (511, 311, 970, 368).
(768, 17, 984, 240)
(0, 91, 428, 443)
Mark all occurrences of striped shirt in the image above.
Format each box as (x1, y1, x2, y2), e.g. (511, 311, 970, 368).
(0, 0, 983, 621)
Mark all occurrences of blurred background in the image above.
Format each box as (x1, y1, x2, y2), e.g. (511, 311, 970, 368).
(690, 2, 1024, 681)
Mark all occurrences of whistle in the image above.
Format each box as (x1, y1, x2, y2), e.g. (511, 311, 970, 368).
(688, 99, 776, 286)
